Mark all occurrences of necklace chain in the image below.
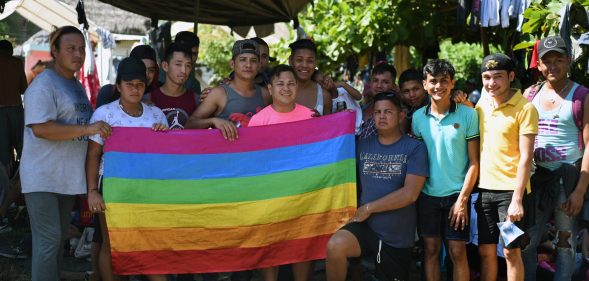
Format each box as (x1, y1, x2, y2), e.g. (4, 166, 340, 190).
(542, 81, 571, 119)
(119, 101, 143, 117)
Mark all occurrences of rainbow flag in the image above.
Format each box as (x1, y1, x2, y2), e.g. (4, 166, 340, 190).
(102, 111, 357, 275)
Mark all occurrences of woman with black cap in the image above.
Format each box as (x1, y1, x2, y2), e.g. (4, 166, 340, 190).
(86, 57, 168, 281)
(96, 45, 159, 108)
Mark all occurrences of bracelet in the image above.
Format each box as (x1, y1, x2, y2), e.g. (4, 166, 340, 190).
(88, 189, 98, 192)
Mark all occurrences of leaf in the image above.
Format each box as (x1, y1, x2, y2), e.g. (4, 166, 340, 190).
(513, 41, 536, 51)
(522, 17, 542, 34)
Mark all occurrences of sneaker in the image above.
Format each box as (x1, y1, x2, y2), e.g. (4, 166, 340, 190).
(0, 218, 11, 234)
(0, 244, 27, 259)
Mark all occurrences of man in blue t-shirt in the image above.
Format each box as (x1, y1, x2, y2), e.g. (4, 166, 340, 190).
(411, 60, 480, 281)
(326, 92, 429, 281)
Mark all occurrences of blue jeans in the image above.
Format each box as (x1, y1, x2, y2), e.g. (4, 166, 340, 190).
(25, 192, 76, 281)
(522, 182, 577, 281)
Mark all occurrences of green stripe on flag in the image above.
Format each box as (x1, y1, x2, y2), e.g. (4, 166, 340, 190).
(103, 159, 356, 204)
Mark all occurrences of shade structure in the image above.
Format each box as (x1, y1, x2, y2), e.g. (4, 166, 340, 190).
(97, 0, 311, 27)
(102, 111, 357, 274)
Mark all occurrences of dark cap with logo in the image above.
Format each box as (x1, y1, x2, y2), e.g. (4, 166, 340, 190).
(538, 36, 568, 58)
(480, 53, 515, 73)
(232, 39, 259, 58)
(117, 57, 146, 83)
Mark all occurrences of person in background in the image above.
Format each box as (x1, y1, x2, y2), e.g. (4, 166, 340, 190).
(313, 70, 363, 133)
(96, 45, 158, 108)
(158, 31, 201, 99)
(150, 43, 198, 129)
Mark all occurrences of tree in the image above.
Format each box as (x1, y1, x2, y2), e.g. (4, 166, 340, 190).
(438, 40, 501, 86)
(198, 24, 234, 84)
(295, 0, 462, 71)
(514, 0, 589, 85)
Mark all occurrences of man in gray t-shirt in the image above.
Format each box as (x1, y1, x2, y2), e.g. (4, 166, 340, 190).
(19, 26, 110, 281)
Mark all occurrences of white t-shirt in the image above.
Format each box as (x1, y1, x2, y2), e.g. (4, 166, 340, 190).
(89, 100, 168, 145)
(332, 87, 363, 134)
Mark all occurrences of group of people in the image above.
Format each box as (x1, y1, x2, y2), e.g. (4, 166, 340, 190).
(326, 35, 589, 281)
(2, 22, 589, 281)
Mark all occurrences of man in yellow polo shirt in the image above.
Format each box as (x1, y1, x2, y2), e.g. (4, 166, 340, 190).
(475, 54, 538, 281)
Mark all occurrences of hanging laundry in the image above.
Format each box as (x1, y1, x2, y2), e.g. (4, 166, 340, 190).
(515, 0, 532, 31)
(80, 29, 100, 108)
(481, 0, 501, 27)
(96, 27, 116, 49)
(500, 0, 512, 28)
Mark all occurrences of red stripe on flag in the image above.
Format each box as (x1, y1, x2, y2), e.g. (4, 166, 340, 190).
(111, 234, 332, 275)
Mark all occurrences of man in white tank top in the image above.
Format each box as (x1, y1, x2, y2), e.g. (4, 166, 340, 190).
(521, 35, 589, 281)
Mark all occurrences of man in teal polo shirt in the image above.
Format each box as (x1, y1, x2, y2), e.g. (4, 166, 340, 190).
(411, 59, 480, 281)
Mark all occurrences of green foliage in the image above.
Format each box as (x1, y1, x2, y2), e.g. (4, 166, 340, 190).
(296, 0, 449, 72)
(519, 0, 589, 85)
(0, 22, 14, 42)
(198, 25, 234, 84)
(268, 28, 296, 66)
(438, 40, 501, 85)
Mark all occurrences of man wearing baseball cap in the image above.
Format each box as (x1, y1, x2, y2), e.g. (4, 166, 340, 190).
(475, 53, 538, 281)
(186, 39, 270, 140)
(521, 35, 589, 281)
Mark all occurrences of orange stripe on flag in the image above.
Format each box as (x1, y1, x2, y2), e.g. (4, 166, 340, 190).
(109, 207, 355, 252)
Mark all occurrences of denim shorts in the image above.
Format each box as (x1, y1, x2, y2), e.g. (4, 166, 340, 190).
(417, 192, 470, 241)
(476, 190, 523, 248)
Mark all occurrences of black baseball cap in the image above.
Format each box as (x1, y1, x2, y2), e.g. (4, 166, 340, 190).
(117, 57, 146, 83)
(175, 31, 199, 48)
(130, 45, 156, 62)
(538, 36, 568, 58)
(481, 53, 515, 73)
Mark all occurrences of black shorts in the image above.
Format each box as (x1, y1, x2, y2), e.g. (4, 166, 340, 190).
(476, 190, 523, 248)
(417, 192, 470, 241)
(342, 222, 412, 281)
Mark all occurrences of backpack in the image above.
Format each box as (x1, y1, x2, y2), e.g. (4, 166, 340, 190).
(526, 82, 589, 149)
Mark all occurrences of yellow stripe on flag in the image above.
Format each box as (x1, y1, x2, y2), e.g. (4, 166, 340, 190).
(106, 183, 356, 228)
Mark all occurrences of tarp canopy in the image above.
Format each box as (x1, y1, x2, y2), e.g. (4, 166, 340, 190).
(1, 0, 96, 32)
(97, 0, 311, 27)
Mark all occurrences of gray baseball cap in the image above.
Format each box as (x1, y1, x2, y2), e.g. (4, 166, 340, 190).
(232, 39, 259, 58)
(538, 36, 568, 58)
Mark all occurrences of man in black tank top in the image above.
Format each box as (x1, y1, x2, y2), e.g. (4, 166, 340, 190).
(185, 39, 270, 140)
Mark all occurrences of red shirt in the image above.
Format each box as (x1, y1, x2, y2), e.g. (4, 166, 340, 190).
(150, 87, 197, 129)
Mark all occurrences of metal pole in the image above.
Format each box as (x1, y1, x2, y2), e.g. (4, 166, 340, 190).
(193, 0, 200, 32)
